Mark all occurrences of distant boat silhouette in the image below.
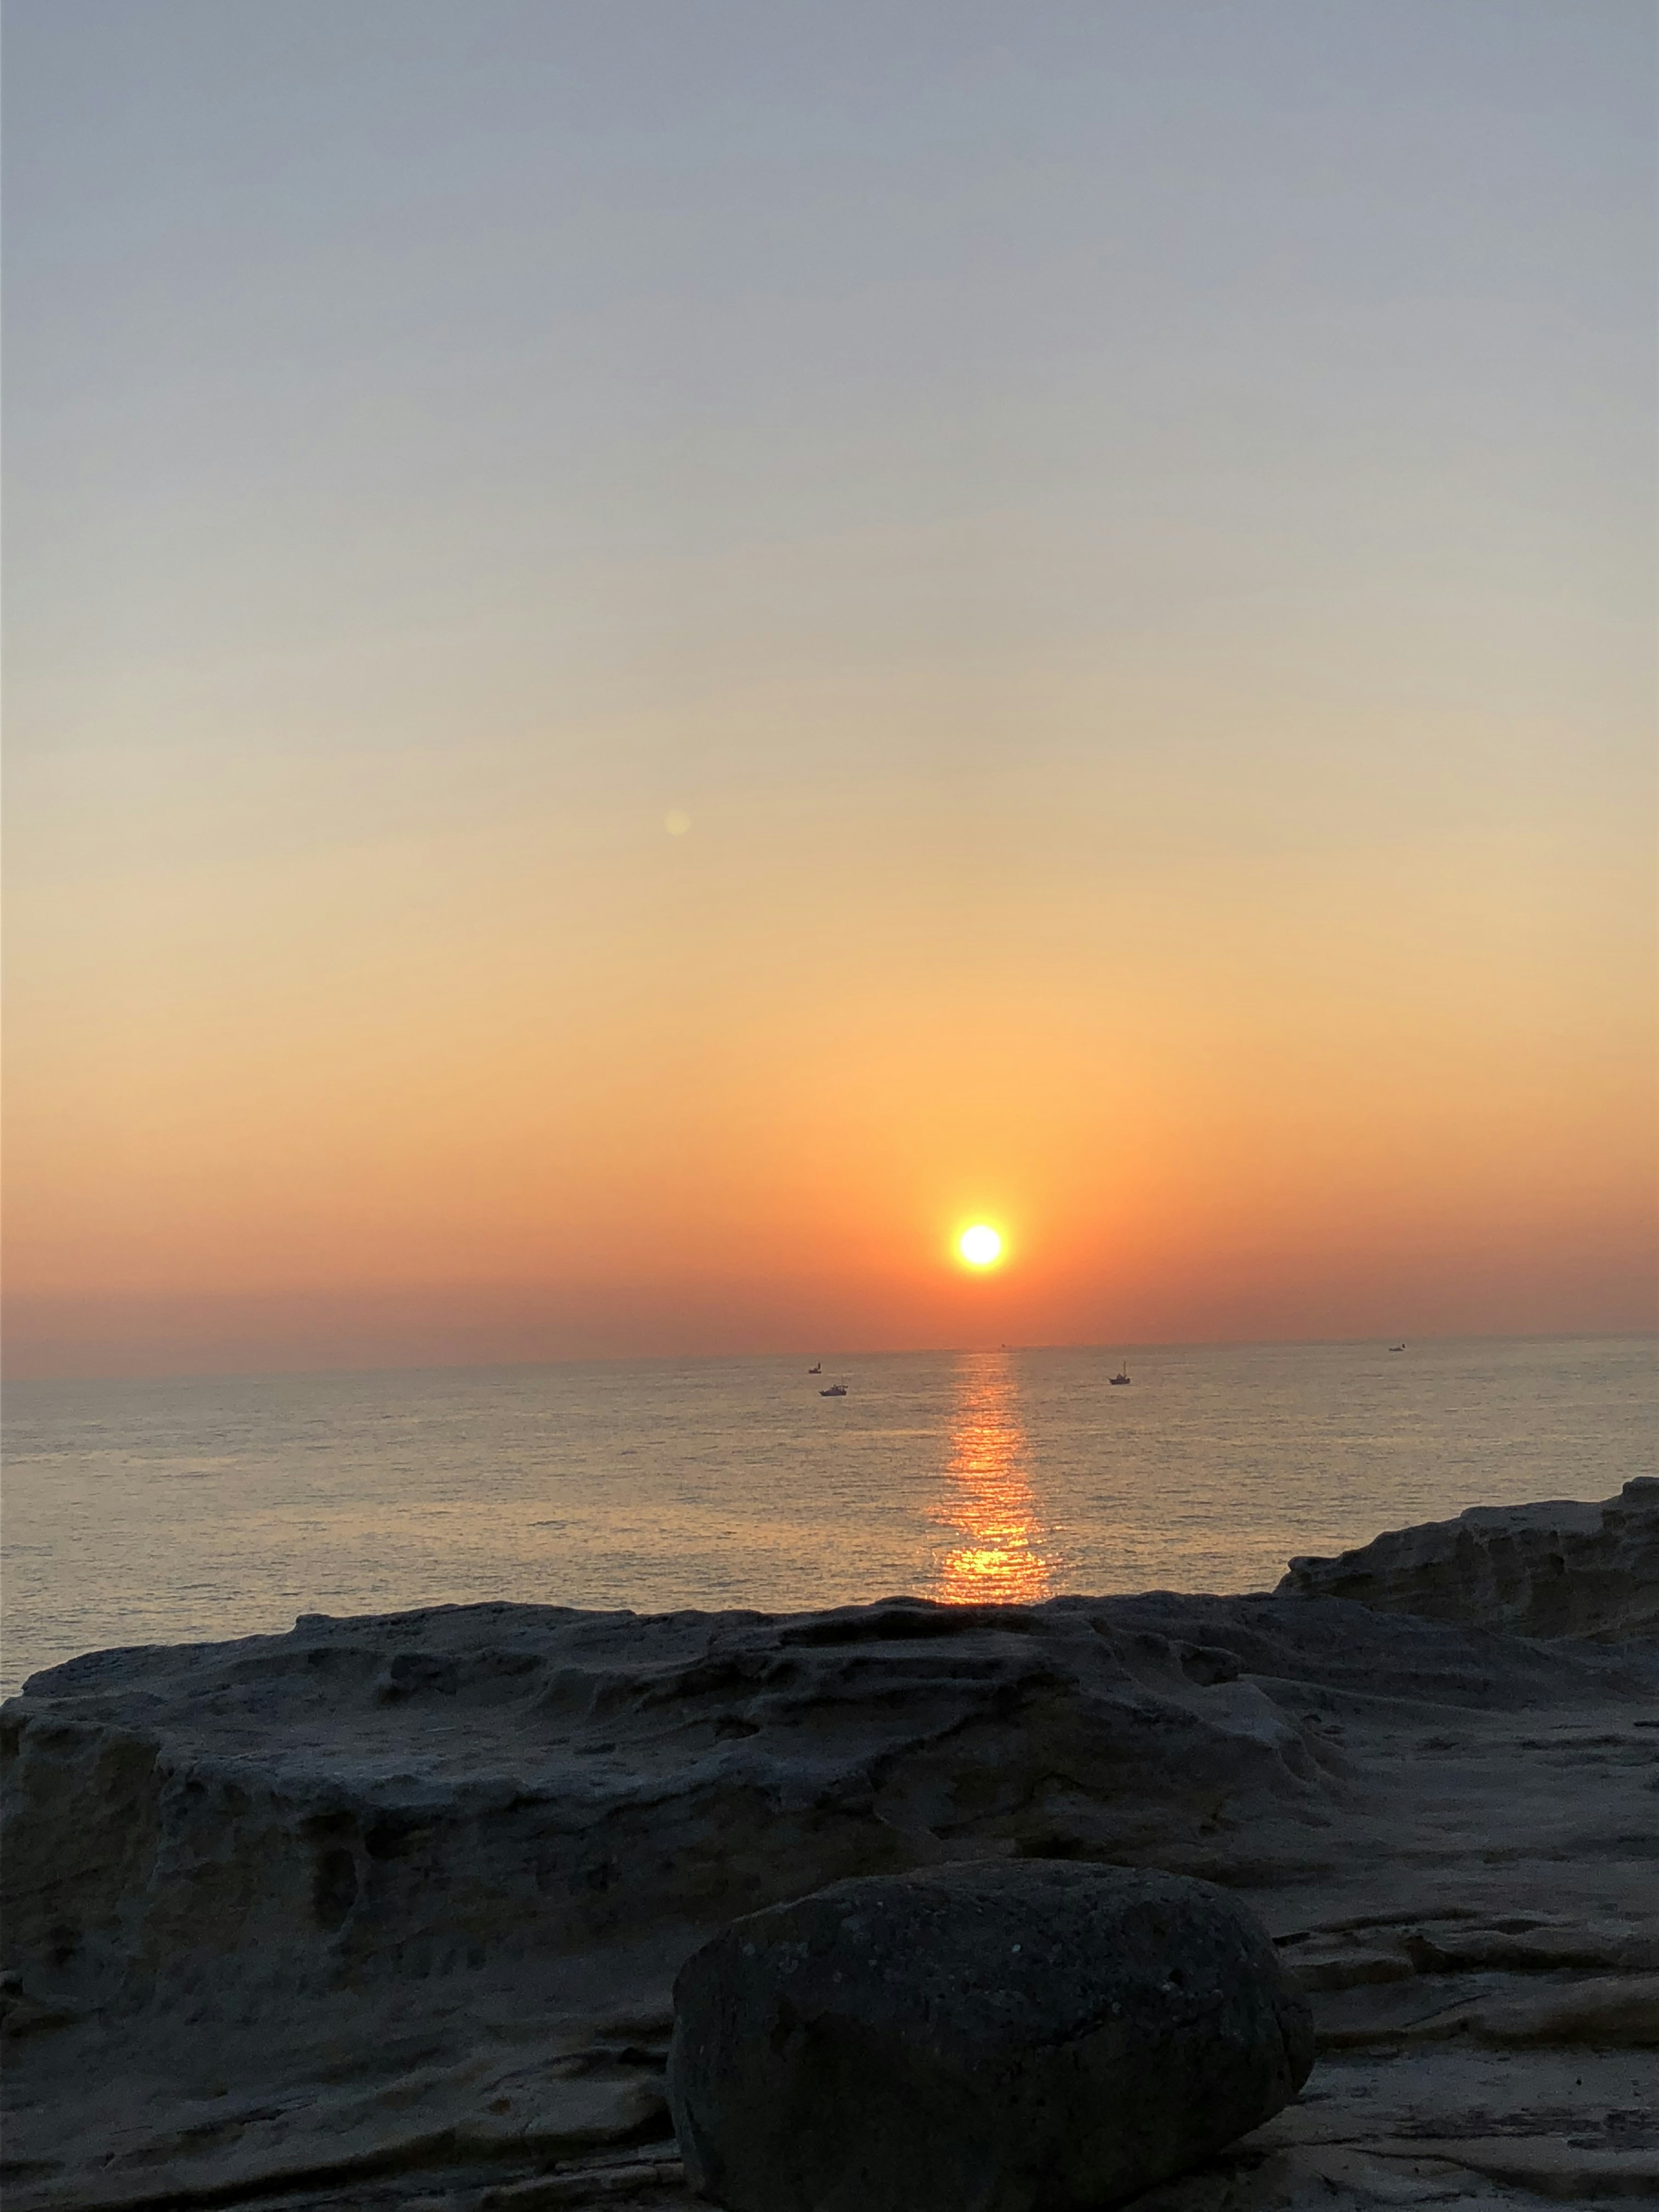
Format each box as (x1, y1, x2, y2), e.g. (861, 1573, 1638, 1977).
(808, 1363, 821, 1374)
(820, 1382, 847, 1397)
(1109, 1367, 1131, 1386)
(1389, 1342, 1407, 1353)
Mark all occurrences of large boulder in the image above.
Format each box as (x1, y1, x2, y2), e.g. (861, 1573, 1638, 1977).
(667, 1860, 1315, 2212)
(1276, 1477, 1659, 1640)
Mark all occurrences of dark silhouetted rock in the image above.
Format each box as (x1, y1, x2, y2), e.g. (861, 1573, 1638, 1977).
(1276, 1478, 1659, 1640)
(4, 1558, 1655, 2212)
(667, 1860, 1315, 2212)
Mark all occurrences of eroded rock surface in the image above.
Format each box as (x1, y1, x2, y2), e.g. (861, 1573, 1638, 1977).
(3, 1515, 1657, 2212)
(668, 1862, 1314, 2212)
(1277, 1476, 1659, 1639)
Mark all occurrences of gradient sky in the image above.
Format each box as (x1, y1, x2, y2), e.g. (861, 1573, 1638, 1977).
(5, 0, 1655, 1377)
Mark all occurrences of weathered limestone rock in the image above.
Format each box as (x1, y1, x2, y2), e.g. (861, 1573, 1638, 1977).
(3, 1503, 1657, 2212)
(8, 1585, 1631, 2063)
(0, 1591, 1357, 2049)
(1276, 1477, 1659, 1638)
(667, 1861, 1314, 2212)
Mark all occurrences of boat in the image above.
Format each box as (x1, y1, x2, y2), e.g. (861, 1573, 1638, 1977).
(1109, 1368, 1131, 1386)
(808, 1363, 821, 1374)
(820, 1382, 847, 1398)
(1388, 1342, 1406, 1353)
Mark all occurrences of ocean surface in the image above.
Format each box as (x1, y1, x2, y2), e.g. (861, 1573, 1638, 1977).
(3, 1335, 1653, 1698)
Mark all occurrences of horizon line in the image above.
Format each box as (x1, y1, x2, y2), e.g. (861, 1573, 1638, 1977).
(5, 1324, 1653, 1393)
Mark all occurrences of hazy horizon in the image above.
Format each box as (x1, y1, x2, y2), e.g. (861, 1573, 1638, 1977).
(6, 1320, 1652, 1392)
(5, 1, 1655, 1380)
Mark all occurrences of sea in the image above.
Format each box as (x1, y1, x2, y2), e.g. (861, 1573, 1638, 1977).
(3, 1335, 1652, 1699)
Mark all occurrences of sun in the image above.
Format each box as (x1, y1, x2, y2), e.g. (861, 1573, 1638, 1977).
(958, 1224, 1003, 1268)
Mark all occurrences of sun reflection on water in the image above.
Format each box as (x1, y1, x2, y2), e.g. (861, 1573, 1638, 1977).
(932, 1352, 1053, 1605)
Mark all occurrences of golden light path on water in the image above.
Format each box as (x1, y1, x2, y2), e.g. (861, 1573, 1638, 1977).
(932, 1351, 1054, 1605)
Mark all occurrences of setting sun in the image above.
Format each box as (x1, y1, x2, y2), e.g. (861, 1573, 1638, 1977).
(958, 1225, 1004, 1269)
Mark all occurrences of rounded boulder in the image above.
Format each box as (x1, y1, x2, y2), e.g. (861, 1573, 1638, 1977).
(667, 1859, 1314, 2212)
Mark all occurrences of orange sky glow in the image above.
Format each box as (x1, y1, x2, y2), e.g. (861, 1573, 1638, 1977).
(4, 5, 1654, 1377)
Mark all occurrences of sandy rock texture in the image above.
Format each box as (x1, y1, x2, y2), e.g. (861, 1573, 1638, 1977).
(3, 1494, 1657, 2212)
(1278, 1476, 1659, 1640)
(668, 1862, 1313, 2211)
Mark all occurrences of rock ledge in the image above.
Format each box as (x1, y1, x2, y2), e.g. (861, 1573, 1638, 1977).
(1276, 1477, 1658, 1639)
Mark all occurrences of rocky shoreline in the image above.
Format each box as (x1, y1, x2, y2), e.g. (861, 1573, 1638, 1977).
(4, 1479, 1655, 2211)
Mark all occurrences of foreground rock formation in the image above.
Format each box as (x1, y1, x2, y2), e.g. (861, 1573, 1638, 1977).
(668, 1862, 1314, 2211)
(1278, 1475, 1659, 1640)
(3, 1483, 1656, 2212)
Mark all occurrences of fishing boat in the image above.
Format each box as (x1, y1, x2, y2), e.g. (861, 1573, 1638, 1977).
(1388, 1342, 1406, 1353)
(1109, 1367, 1131, 1386)
(820, 1382, 847, 1398)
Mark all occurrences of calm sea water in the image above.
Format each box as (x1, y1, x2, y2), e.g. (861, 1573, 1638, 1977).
(3, 1336, 1652, 1698)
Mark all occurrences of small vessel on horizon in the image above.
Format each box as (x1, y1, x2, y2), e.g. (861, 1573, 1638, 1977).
(1109, 1366, 1131, 1386)
(820, 1381, 847, 1398)
(808, 1362, 821, 1373)
(1389, 1342, 1407, 1353)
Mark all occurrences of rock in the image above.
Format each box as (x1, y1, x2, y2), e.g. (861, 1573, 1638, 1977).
(3, 1536, 1657, 2212)
(667, 1860, 1315, 2212)
(5, 1587, 1628, 2069)
(0, 1592, 1367, 2048)
(1276, 1477, 1659, 1639)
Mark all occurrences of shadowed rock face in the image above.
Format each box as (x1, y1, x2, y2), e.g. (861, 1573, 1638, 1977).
(1276, 1478, 1658, 1640)
(2, 1592, 1360, 2037)
(3, 1532, 1657, 2212)
(9, 1588, 1635, 2046)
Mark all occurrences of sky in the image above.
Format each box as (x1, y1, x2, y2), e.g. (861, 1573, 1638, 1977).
(4, 0, 1655, 1378)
